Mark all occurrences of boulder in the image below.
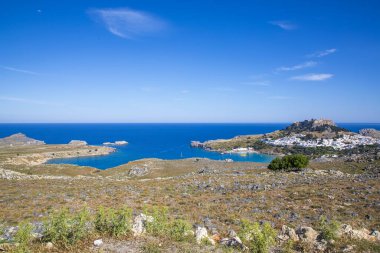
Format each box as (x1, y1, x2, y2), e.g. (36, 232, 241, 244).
(338, 224, 378, 241)
(45, 242, 54, 250)
(296, 226, 319, 243)
(278, 225, 299, 242)
(228, 229, 237, 238)
(349, 228, 376, 241)
(220, 236, 247, 250)
(195, 226, 208, 244)
(338, 224, 353, 237)
(131, 214, 154, 236)
(314, 240, 328, 252)
(93, 239, 103, 247)
(195, 226, 215, 245)
(370, 230, 380, 241)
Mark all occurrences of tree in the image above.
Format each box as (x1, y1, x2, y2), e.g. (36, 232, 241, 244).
(268, 154, 309, 171)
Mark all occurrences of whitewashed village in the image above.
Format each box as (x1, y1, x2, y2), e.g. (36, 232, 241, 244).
(262, 132, 380, 150)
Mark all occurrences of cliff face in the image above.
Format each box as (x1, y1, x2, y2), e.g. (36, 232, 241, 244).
(0, 133, 45, 147)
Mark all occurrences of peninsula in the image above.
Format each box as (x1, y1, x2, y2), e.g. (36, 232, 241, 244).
(191, 119, 380, 161)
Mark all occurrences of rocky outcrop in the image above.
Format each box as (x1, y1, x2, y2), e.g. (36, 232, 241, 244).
(128, 165, 149, 177)
(195, 226, 215, 245)
(0, 133, 45, 147)
(190, 141, 205, 148)
(360, 128, 380, 139)
(131, 214, 154, 236)
(68, 140, 88, 146)
(285, 119, 346, 133)
(278, 225, 299, 242)
(220, 230, 247, 250)
(338, 224, 379, 242)
(296, 226, 319, 243)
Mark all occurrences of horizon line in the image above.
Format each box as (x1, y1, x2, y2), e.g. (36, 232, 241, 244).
(0, 122, 379, 124)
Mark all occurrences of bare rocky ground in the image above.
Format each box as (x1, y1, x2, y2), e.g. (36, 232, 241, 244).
(0, 145, 379, 252)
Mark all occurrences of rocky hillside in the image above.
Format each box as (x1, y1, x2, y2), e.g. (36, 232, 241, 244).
(0, 133, 45, 147)
(285, 119, 347, 133)
(360, 128, 380, 139)
(191, 119, 380, 159)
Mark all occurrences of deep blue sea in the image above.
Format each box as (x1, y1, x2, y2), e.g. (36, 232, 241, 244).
(0, 123, 379, 169)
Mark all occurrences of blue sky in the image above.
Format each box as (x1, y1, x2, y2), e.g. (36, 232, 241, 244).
(1, 0, 379, 123)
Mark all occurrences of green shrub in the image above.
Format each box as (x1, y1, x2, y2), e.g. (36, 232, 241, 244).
(317, 216, 340, 241)
(141, 241, 162, 253)
(14, 221, 33, 253)
(268, 154, 309, 171)
(94, 206, 132, 237)
(144, 206, 170, 237)
(267, 157, 282, 170)
(239, 220, 277, 253)
(281, 239, 295, 253)
(0, 222, 5, 244)
(43, 208, 91, 248)
(168, 219, 193, 242)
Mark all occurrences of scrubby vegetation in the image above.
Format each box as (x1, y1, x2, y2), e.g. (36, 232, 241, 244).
(239, 220, 277, 253)
(268, 154, 309, 171)
(43, 208, 92, 248)
(169, 219, 193, 242)
(94, 206, 132, 237)
(13, 221, 33, 253)
(317, 216, 340, 241)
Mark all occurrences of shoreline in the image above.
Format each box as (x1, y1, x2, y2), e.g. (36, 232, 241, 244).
(0, 144, 115, 167)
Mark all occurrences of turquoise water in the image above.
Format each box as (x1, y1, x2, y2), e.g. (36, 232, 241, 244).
(0, 123, 379, 169)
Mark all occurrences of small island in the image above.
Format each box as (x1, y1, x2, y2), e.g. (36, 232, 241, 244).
(103, 140, 128, 146)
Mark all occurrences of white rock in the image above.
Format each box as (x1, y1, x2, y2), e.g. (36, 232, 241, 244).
(349, 228, 374, 241)
(338, 224, 353, 236)
(278, 225, 299, 242)
(296, 226, 319, 243)
(45, 242, 54, 250)
(195, 226, 209, 244)
(132, 214, 154, 236)
(93, 239, 103, 247)
(370, 230, 380, 241)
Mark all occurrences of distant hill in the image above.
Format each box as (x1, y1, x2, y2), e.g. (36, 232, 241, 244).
(0, 133, 45, 147)
(284, 119, 348, 134)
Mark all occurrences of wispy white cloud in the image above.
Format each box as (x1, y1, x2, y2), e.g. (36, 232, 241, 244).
(308, 48, 337, 58)
(89, 8, 167, 39)
(0, 96, 63, 106)
(180, 89, 190, 94)
(242, 81, 271, 86)
(1, 66, 40, 75)
(291, 73, 333, 81)
(268, 96, 293, 100)
(269, 21, 297, 30)
(276, 61, 317, 72)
